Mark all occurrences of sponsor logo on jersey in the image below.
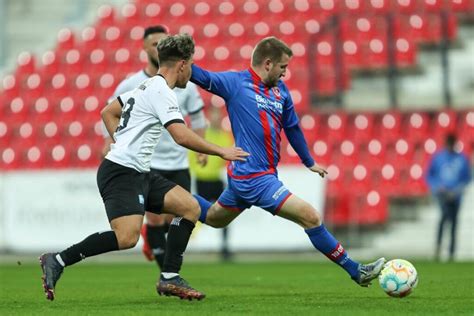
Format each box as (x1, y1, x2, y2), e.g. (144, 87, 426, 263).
(167, 106, 180, 113)
(138, 194, 144, 205)
(255, 94, 283, 114)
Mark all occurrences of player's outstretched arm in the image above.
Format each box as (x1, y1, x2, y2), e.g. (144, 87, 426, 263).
(166, 122, 249, 161)
(101, 99, 122, 140)
(190, 64, 238, 100)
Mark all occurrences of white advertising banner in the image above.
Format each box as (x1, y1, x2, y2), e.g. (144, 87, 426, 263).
(0, 167, 326, 252)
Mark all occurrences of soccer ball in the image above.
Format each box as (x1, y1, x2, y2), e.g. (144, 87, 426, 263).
(378, 259, 418, 298)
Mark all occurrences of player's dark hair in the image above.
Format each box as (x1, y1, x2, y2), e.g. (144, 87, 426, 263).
(252, 36, 293, 66)
(157, 33, 195, 65)
(143, 25, 168, 39)
(445, 133, 457, 149)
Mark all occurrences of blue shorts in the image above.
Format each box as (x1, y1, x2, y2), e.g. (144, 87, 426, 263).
(217, 174, 292, 215)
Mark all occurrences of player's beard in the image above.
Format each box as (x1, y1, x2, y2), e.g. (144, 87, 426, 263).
(149, 55, 160, 69)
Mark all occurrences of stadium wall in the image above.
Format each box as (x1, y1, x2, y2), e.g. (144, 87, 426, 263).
(0, 166, 325, 253)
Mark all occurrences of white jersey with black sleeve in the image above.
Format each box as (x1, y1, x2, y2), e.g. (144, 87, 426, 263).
(105, 75, 184, 173)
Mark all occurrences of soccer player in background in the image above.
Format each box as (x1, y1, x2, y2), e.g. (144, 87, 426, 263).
(191, 36, 386, 286)
(39, 34, 249, 301)
(426, 133, 471, 261)
(189, 106, 234, 260)
(102, 25, 208, 272)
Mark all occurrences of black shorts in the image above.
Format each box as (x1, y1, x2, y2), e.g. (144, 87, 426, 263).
(151, 168, 191, 192)
(196, 179, 224, 202)
(97, 159, 177, 222)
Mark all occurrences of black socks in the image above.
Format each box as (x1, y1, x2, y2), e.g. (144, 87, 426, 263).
(59, 231, 119, 266)
(162, 217, 195, 273)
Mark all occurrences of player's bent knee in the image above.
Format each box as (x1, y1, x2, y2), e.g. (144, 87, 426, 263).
(115, 230, 140, 250)
(182, 198, 200, 223)
(302, 207, 322, 229)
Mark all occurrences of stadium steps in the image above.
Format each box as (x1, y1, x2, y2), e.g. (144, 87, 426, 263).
(344, 24, 474, 111)
(368, 183, 474, 261)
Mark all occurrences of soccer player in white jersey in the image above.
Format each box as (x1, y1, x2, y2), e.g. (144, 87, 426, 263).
(102, 25, 208, 271)
(39, 34, 249, 301)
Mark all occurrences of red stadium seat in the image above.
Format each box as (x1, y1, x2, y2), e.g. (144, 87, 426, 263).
(386, 138, 415, 171)
(62, 49, 84, 73)
(1, 74, 20, 103)
(48, 73, 70, 101)
(347, 113, 375, 144)
(368, 0, 392, 14)
(15, 52, 36, 81)
(39, 51, 60, 81)
(349, 190, 388, 225)
(402, 112, 430, 144)
(321, 112, 348, 145)
(325, 164, 347, 198)
(423, 0, 445, 12)
(80, 26, 100, 53)
(120, 3, 140, 29)
(432, 110, 458, 142)
(395, 37, 416, 67)
(342, 39, 363, 68)
(299, 114, 319, 144)
(56, 28, 75, 53)
(0, 145, 23, 170)
(96, 4, 116, 28)
(312, 140, 332, 166)
(103, 26, 123, 50)
(402, 163, 429, 197)
(395, 0, 419, 13)
(24, 73, 45, 100)
(349, 164, 372, 195)
(341, 0, 369, 14)
(5, 97, 29, 125)
(45, 143, 72, 168)
(12, 122, 37, 147)
(375, 111, 402, 144)
(449, 0, 473, 12)
(334, 140, 358, 170)
(0, 120, 11, 148)
(361, 139, 387, 169)
(140, 3, 165, 25)
(32, 97, 55, 124)
(376, 163, 403, 197)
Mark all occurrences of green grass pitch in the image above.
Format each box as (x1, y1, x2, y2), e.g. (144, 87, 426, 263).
(1, 260, 473, 315)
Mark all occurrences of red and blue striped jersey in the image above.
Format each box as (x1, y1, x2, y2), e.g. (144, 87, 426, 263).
(191, 65, 301, 179)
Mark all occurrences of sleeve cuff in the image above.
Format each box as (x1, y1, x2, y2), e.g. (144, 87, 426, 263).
(164, 119, 185, 128)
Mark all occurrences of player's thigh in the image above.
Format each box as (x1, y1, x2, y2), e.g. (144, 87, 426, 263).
(97, 159, 147, 222)
(277, 194, 322, 229)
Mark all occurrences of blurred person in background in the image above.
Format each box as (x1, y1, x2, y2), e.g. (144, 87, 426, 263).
(191, 36, 386, 287)
(189, 106, 233, 260)
(426, 133, 471, 261)
(102, 25, 208, 272)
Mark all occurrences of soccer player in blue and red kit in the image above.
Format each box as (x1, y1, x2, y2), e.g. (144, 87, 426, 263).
(192, 36, 385, 286)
